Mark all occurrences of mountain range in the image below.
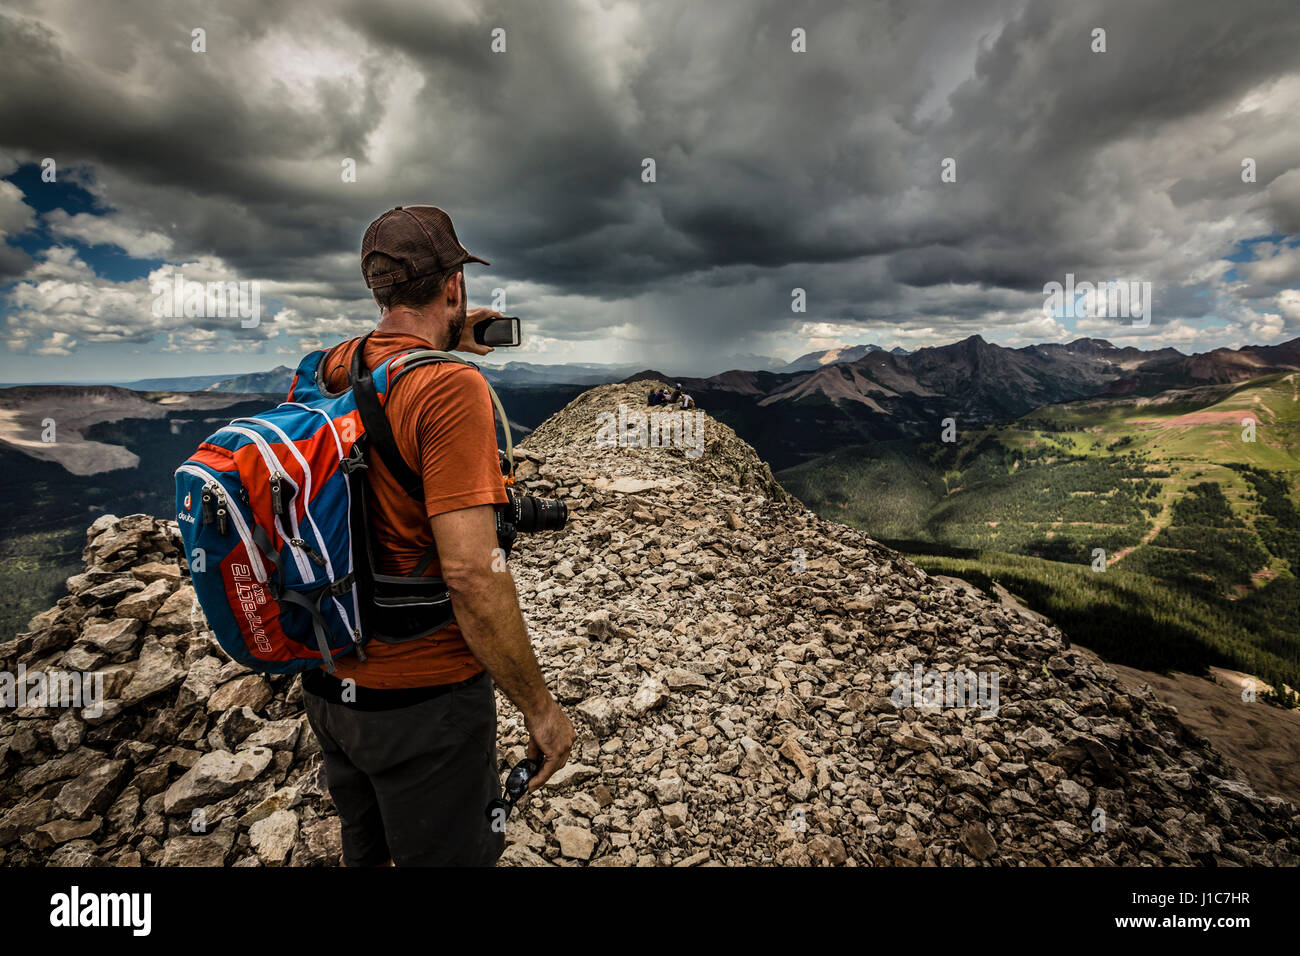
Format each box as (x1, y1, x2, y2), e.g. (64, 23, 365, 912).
(121, 361, 646, 394)
(111, 342, 913, 394)
(4, 332, 1299, 638)
(625, 336, 1300, 469)
(777, 343, 910, 373)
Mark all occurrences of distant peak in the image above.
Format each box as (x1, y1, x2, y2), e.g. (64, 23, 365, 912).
(622, 369, 675, 384)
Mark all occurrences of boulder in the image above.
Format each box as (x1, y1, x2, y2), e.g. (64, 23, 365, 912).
(162, 748, 274, 814)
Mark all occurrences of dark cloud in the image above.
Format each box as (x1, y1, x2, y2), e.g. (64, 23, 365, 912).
(0, 0, 1297, 377)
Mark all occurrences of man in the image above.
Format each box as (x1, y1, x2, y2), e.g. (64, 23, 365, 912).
(301, 205, 575, 866)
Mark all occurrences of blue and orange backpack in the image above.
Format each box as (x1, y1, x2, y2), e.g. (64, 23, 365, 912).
(173, 332, 513, 674)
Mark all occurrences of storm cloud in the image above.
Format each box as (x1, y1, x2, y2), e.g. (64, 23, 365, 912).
(0, 0, 1297, 379)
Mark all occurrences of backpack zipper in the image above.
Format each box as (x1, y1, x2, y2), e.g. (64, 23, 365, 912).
(289, 537, 328, 566)
(230, 417, 337, 580)
(175, 463, 268, 582)
(219, 425, 316, 583)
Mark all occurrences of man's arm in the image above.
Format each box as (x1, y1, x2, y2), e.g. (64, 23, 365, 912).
(430, 503, 575, 790)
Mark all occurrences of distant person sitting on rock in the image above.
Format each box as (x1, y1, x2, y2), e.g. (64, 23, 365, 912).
(646, 387, 658, 406)
(669, 383, 682, 404)
(679, 392, 695, 409)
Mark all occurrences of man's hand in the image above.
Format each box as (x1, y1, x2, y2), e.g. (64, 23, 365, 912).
(524, 698, 576, 792)
(455, 307, 504, 356)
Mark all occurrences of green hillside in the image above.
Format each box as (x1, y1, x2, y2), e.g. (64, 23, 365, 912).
(780, 372, 1300, 704)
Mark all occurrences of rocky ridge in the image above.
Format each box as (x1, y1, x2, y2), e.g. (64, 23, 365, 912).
(1, 380, 1297, 866)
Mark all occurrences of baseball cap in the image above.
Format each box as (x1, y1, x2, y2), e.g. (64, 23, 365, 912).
(361, 204, 490, 289)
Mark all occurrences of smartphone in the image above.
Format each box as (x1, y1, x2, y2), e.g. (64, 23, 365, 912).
(473, 316, 521, 347)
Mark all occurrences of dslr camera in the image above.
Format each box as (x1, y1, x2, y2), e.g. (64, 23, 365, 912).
(494, 451, 567, 555)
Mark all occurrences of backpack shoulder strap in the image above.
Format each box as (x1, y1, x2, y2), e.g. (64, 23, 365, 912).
(347, 335, 516, 501)
(349, 332, 427, 500)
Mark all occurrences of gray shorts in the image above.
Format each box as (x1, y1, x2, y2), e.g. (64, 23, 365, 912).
(302, 670, 506, 866)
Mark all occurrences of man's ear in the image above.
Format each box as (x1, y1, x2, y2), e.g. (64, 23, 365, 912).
(446, 270, 464, 307)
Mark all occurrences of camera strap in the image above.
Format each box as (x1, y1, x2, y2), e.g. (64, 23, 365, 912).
(390, 347, 515, 479)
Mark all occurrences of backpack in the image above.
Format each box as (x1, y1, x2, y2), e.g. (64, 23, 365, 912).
(173, 332, 514, 675)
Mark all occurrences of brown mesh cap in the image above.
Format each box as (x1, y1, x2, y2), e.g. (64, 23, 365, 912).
(361, 205, 490, 289)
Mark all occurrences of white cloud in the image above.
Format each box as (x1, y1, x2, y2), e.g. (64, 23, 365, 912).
(3, 248, 280, 350)
(1240, 311, 1286, 340)
(45, 209, 172, 258)
(1277, 288, 1300, 321)
(35, 331, 77, 355)
(0, 178, 36, 238)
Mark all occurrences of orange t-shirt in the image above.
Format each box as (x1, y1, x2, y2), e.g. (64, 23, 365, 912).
(317, 331, 508, 688)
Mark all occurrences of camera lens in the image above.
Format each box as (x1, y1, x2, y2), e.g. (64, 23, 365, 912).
(515, 494, 568, 533)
